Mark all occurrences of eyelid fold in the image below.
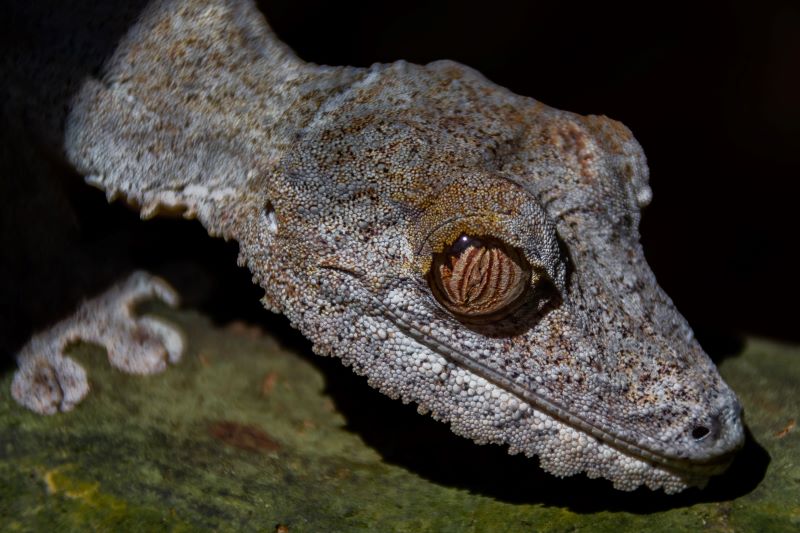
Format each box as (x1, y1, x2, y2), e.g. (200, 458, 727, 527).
(409, 175, 568, 297)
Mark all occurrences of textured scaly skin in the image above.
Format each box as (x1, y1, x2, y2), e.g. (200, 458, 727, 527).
(12, 0, 744, 492)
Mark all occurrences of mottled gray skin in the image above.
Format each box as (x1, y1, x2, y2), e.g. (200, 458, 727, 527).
(12, 0, 744, 492)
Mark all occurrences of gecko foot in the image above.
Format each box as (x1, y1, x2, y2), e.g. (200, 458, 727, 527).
(11, 271, 185, 414)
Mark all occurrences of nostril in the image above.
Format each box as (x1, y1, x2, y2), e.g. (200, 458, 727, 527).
(692, 426, 711, 441)
(691, 412, 723, 443)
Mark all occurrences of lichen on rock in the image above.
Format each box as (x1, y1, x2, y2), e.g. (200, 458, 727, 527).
(1, 306, 797, 532)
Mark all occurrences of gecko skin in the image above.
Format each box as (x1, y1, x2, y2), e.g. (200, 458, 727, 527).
(11, 0, 744, 493)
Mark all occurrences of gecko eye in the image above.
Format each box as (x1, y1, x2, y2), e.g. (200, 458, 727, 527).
(428, 234, 532, 319)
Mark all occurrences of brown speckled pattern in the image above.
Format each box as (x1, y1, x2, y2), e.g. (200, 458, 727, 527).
(15, 0, 744, 492)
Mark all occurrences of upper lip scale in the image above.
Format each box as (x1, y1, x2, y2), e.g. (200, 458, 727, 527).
(377, 297, 741, 475)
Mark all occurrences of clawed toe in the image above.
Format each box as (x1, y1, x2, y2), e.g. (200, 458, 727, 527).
(11, 271, 185, 414)
(12, 354, 89, 415)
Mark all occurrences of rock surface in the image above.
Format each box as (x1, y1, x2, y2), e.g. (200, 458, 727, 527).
(1, 306, 797, 532)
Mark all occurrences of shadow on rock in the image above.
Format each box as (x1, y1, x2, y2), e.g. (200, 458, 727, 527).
(237, 280, 770, 514)
(316, 353, 770, 514)
(696, 327, 745, 365)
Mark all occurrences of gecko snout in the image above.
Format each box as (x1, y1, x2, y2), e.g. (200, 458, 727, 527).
(684, 397, 744, 466)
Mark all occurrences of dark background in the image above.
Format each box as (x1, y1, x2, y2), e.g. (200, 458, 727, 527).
(0, 0, 792, 507)
(2, 0, 798, 355)
(263, 0, 800, 345)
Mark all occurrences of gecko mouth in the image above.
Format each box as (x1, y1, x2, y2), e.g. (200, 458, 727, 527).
(316, 259, 744, 481)
(379, 305, 744, 479)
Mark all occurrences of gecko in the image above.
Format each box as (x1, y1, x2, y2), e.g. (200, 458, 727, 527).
(6, 0, 744, 493)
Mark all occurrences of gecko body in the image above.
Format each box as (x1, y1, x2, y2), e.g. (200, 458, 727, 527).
(10, 0, 744, 493)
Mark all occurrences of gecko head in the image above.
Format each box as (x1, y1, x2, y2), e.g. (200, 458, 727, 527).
(267, 61, 744, 492)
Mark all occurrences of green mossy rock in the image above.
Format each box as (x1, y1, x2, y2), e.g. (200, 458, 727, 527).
(1, 307, 798, 532)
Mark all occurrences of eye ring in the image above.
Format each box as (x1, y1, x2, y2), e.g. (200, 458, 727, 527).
(428, 234, 532, 321)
